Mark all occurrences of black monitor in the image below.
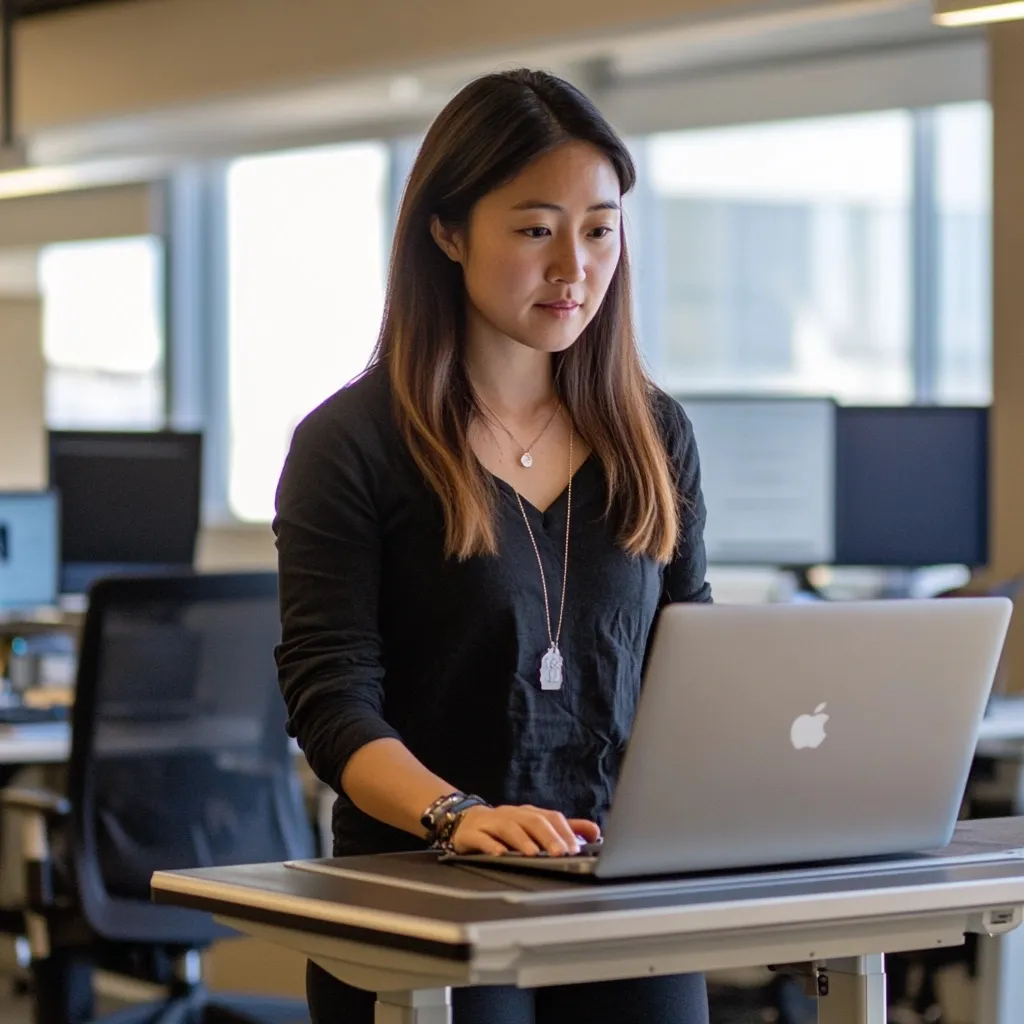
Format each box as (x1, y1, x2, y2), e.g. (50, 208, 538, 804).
(48, 431, 203, 594)
(834, 406, 989, 568)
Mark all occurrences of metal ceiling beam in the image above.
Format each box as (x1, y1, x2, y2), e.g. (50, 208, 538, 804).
(1, 0, 15, 154)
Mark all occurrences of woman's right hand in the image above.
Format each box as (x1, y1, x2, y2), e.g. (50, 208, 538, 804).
(451, 804, 601, 856)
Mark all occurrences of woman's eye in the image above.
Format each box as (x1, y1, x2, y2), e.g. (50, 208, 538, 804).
(520, 227, 552, 238)
(590, 226, 615, 239)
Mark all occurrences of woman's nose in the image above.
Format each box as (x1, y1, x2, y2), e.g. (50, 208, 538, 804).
(549, 242, 586, 284)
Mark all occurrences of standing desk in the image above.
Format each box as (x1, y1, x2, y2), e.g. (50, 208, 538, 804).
(153, 817, 1024, 1024)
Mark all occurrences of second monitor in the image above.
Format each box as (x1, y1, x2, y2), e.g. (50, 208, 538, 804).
(834, 406, 988, 568)
(48, 431, 203, 595)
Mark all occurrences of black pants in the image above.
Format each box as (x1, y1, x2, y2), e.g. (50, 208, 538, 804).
(307, 959, 709, 1024)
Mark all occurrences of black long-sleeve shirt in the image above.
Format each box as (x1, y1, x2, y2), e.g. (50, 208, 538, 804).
(273, 363, 712, 855)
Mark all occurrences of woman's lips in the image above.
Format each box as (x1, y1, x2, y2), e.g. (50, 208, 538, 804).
(537, 301, 581, 318)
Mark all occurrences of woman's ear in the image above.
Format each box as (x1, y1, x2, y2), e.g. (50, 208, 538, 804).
(430, 216, 465, 264)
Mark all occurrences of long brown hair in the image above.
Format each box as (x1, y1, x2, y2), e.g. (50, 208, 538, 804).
(372, 68, 680, 562)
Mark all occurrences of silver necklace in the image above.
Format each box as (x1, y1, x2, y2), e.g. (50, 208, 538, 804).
(476, 395, 561, 469)
(512, 428, 573, 691)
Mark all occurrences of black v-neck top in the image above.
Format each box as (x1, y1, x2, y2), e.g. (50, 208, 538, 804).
(273, 363, 712, 855)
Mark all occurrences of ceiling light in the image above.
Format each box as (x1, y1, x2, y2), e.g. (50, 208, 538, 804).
(934, 1, 1024, 26)
(389, 76, 423, 104)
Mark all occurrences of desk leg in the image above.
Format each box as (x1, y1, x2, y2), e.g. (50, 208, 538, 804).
(816, 955, 886, 1024)
(375, 987, 452, 1024)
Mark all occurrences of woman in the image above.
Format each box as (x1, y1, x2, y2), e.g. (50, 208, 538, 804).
(274, 68, 712, 1024)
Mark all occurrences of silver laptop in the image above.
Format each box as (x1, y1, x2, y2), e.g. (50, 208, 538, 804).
(445, 598, 1012, 880)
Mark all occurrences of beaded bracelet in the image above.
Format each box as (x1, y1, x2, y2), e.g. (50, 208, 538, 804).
(429, 794, 491, 852)
(419, 791, 468, 835)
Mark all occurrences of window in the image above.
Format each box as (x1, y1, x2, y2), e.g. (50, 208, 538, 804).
(636, 111, 914, 403)
(39, 236, 165, 429)
(226, 142, 390, 523)
(631, 103, 992, 406)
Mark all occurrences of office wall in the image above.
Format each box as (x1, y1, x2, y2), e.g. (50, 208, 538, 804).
(987, 23, 1024, 692)
(0, 298, 46, 489)
(13, 0, 903, 130)
(196, 524, 276, 572)
(0, 184, 157, 246)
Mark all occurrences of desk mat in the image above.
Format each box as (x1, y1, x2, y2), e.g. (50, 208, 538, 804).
(285, 818, 1024, 905)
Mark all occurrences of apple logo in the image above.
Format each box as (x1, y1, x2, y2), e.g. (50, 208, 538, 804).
(790, 703, 830, 750)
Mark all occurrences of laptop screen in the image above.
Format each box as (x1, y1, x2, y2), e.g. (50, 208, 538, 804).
(0, 492, 61, 612)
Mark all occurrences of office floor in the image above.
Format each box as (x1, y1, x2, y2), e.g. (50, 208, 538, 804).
(0, 969, 977, 1024)
(0, 972, 147, 1023)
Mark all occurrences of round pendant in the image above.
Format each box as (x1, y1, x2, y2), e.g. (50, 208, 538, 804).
(520, 452, 534, 469)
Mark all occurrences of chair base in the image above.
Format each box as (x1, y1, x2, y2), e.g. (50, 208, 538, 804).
(89, 993, 308, 1024)
(29, 954, 307, 1024)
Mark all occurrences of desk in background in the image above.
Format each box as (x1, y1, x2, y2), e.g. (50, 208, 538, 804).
(0, 723, 69, 769)
(978, 696, 1024, 750)
(0, 721, 69, 793)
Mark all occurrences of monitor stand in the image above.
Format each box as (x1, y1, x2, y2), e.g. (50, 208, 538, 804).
(783, 565, 828, 601)
(784, 566, 927, 602)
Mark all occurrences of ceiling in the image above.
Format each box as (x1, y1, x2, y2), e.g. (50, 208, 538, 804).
(0, 0, 983, 197)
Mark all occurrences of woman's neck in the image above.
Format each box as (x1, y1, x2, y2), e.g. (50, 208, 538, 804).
(463, 321, 556, 418)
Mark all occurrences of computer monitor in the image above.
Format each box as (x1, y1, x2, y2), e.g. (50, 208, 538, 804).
(48, 431, 203, 594)
(0, 491, 61, 612)
(675, 396, 837, 565)
(834, 406, 989, 568)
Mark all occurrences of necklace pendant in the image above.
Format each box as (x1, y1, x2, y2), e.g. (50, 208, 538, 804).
(540, 645, 564, 691)
(520, 451, 534, 469)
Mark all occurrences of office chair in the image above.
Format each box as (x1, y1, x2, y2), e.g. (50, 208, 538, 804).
(0, 572, 315, 1024)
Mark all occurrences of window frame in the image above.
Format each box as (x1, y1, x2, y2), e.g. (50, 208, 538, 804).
(0, 181, 172, 434)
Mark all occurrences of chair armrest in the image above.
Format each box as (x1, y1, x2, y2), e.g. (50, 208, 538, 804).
(0, 787, 70, 820)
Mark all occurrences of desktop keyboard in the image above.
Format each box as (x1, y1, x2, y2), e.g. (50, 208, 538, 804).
(0, 704, 68, 725)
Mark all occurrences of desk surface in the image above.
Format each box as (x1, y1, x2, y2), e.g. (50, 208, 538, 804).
(152, 818, 1024, 964)
(0, 612, 82, 636)
(0, 722, 70, 764)
(0, 720, 310, 766)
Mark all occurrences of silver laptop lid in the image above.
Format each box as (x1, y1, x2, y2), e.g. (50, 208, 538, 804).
(597, 597, 1012, 879)
(0, 491, 61, 613)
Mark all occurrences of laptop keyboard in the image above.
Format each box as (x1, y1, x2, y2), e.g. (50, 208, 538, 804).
(499, 840, 603, 859)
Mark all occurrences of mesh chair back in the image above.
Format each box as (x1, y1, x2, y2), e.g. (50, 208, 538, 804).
(68, 573, 312, 935)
